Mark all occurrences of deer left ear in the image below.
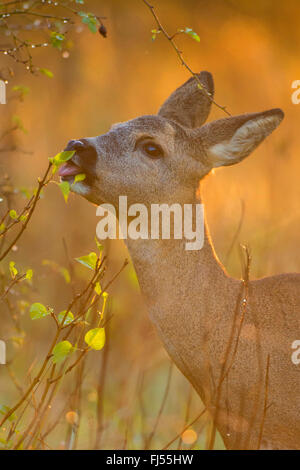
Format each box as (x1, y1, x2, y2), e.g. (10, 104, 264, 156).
(158, 71, 214, 129)
(201, 108, 284, 168)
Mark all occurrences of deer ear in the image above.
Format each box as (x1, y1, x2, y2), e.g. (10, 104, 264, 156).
(201, 109, 284, 168)
(158, 71, 214, 128)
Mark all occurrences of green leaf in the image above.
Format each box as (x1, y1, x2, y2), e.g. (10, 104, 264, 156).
(151, 28, 160, 41)
(73, 173, 86, 184)
(25, 269, 33, 281)
(9, 261, 18, 279)
(9, 209, 17, 220)
(94, 282, 101, 295)
(39, 68, 54, 78)
(0, 223, 5, 233)
(49, 150, 75, 173)
(50, 31, 65, 50)
(75, 252, 97, 270)
(58, 311, 73, 326)
(58, 310, 74, 326)
(19, 213, 28, 222)
(59, 181, 71, 203)
(50, 150, 74, 165)
(30, 302, 50, 320)
(52, 341, 73, 364)
(184, 27, 200, 42)
(78, 11, 100, 33)
(85, 328, 105, 350)
(95, 237, 103, 252)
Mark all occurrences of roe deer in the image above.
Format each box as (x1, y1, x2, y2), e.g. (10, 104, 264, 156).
(60, 72, 300, 450)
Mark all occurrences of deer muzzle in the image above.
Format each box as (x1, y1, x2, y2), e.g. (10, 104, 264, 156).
(59, 139, 98, 182)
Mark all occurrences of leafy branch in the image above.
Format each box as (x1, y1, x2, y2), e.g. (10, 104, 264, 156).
(0, 0, 107, 76)
(0, 162, 52, 261)
(0, 247, 127, 449)
(142, 0, 231, 116)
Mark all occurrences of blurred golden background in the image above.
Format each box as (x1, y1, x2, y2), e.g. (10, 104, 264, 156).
(0, 0, 299, 449)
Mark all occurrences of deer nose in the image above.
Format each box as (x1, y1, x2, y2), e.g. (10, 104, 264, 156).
(64, 139, 86, 152)
(64, 139, 98, 167)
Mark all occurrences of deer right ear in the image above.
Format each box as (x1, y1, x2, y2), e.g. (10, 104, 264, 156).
(158, 71, 214, 129)
(200, 108, 284, 168)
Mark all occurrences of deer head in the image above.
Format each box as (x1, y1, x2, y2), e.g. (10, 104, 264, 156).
(59, 71, 284, 207)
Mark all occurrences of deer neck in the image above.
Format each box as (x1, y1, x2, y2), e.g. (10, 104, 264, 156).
(125, 220, 230, 327)
(123, 190, 241, 447)
(124, 189, 234, 367)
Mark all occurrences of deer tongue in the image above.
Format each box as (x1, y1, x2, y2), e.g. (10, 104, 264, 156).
(58, 161, 81, 177)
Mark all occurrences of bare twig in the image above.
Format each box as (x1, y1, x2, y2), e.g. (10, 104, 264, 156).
(162, 408, 207, 450)
(208, 245, 251, 449)
(94, 306, 111, 449)
(177, 384, 193, 449)
(144, 362, 173, 450)
(257, 354, 270, 449)
(224, 200, 245, 267)
(0, 273, 26, 301)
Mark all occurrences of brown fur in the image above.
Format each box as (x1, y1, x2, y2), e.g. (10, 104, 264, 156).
(66, 72, 300, 449)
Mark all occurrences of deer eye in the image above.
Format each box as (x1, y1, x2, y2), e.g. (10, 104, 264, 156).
(142, 141, 164, 159)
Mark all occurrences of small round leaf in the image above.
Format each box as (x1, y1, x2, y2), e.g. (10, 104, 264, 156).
(52, 341, 73, 364)
(85, 328, 105, 350)
(30, 302, 50, 320)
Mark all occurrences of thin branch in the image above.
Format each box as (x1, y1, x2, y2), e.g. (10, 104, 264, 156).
(0, 162, 52, 261)
(0, 273, 26, 301)
(94, 303, 111, 449)
(224, 200, 245, 267)
(208, 245, 251, 449)
(177, 384, 193, 450)
(162, 408, 207, 450)
(144, 362, 173, 450)
(257, 354, 270, 449)
(141, 0, 231, 116)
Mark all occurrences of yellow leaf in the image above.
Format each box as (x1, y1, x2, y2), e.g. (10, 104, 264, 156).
(85, 328, 105, 350)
